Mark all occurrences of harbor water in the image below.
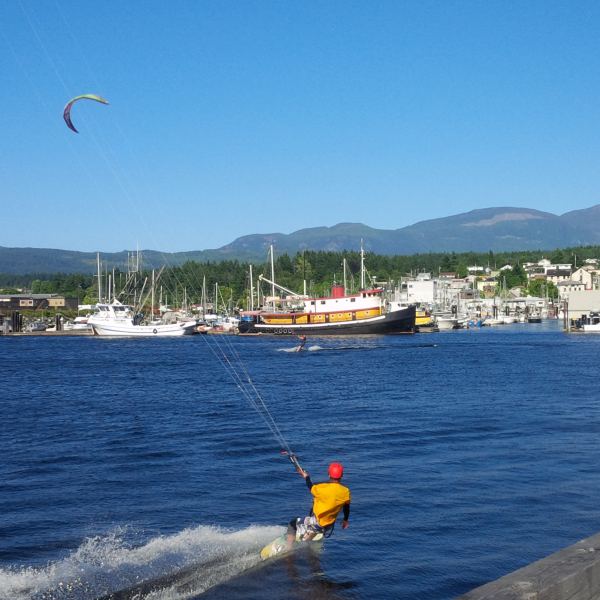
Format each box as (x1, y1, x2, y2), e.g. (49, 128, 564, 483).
(2, 321, 600, 599)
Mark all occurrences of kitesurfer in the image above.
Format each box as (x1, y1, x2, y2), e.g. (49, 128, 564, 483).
(296, 335, 307, 352)
(286, 462, 350, 548)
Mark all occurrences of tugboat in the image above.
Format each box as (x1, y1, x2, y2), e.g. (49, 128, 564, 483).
(239, 284, 415, 335)
(239, 243, 414, 335)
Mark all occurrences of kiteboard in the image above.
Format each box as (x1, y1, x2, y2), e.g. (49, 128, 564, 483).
(260, 531, 324, 560)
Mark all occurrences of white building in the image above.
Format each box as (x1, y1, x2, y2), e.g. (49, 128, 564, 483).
(524, 258, 572, 280)
(557, 280, 586, 301)
(564, 290, 600, 319)
(403, 276, 438, 304)
(545, 269, 573, 286)
(571, 267, 594, 289)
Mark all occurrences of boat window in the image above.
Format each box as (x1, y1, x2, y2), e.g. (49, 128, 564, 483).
(351, 298, 356, 302)
(311, 301, 315, 305)
(320, 300, 326, 304)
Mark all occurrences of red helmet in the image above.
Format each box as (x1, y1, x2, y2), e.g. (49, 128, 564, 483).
(328, 462, 344, 479)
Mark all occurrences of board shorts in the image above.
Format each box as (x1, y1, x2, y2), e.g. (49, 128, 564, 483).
(288, 515, 332, 540)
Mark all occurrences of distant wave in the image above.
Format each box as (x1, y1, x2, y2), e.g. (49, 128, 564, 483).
(277, 343, 437, 353)
(276, 345, 326, 352)
(0, 524, 283, 600)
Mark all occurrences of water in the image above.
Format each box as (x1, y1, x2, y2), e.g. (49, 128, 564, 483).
(2, 322, 600, 599)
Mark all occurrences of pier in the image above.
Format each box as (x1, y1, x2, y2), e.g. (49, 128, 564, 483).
(6, 330, 93, 336)
(458, 531, 600, 600)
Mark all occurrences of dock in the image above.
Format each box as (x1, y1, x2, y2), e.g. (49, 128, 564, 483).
(458, 531, 600, 600)
(3, 330, 93, 337)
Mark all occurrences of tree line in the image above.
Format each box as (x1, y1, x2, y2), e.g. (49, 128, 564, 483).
(1, 244, 592, 305)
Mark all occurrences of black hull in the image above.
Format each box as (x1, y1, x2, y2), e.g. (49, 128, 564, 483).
(239, 305, 416, 335)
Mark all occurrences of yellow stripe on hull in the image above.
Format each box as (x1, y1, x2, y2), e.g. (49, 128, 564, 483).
(261, 306, 384, 326)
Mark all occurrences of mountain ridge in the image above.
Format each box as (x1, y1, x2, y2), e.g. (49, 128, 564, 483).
(2, 204, 600, 274)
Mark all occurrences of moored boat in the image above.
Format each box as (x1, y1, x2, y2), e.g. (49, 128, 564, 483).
(88, 301, 198, 337)
(433, 313, 459, 330)
(239, 285, 415, 335)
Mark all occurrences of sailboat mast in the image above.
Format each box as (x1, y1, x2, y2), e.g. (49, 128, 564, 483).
(343, 258, 348, 295)
(97, 252, 102, 303)
(249, 264, 254, 311)
(270, 244, 276, 310)
(360, 240, 366, 290)
(303, 250, 307, 296)
(151, 269, 155, 319)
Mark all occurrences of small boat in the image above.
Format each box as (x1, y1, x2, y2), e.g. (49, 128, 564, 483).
(88, 301, 198, 337)
(63, 306, 93, 331)
(414, 308, 438, 332)
(27, 321, 47, 332)
(467, 318, 484, 328)
(582, 313, 600, 332)
(485, 317, 505, 326)
(434, 314, 459, 330)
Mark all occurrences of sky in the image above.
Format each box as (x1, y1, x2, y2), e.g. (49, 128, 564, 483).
(1, 1, 600, 253)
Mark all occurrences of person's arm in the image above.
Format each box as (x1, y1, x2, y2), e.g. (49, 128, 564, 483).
(342, 503, 350, 529)
(297, 468, 313, 490)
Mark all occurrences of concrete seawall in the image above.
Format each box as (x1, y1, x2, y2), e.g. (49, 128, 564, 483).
(458, 532, 600, 600)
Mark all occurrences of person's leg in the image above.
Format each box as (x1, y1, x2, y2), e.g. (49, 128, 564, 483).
(286, 518, 298, 548)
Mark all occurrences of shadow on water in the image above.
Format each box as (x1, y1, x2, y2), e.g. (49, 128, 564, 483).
(200, 545, 358, 600)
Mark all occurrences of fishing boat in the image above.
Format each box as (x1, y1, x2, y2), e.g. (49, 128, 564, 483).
(88, 301, 198, 336)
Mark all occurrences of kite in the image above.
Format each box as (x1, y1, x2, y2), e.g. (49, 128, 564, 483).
(63, 94, 109, 133)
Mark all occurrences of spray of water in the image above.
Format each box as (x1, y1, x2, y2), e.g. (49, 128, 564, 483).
(0, 524, 284, 600)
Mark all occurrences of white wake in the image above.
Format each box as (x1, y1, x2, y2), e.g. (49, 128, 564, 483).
(0, 524, 284, 600)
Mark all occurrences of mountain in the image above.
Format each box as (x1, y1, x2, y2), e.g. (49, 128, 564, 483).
(206, 205, 600, 257)
(2, 205, 600, 274)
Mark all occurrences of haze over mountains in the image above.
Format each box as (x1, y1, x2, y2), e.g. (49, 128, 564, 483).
(3, 205, 600, 274)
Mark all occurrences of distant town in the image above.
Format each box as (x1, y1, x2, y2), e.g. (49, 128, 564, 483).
(2, 247, 600, 335)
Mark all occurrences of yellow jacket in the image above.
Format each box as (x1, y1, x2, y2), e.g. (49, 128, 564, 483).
(310, 481, 351, 527)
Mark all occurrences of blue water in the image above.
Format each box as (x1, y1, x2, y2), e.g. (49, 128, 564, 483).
(2, 322, 600, 599)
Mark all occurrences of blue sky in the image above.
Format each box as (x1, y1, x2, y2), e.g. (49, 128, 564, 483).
(1, 1, 600, 252)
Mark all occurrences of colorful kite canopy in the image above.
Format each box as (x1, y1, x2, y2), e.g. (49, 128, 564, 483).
(63, 94, 109, 133)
